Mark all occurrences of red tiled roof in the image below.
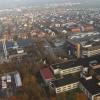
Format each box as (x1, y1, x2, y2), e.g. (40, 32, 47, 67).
(40, 67, 54, 80)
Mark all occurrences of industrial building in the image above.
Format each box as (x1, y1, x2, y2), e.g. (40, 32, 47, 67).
(0, 71, 22, 98)
(66, 32, 100, 58)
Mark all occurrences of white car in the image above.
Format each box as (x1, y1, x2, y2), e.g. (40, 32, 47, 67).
(17, 48, 24, 54)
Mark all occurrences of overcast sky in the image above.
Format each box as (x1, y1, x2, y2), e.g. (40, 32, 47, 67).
(0, 0, 68, 9)
(0, 0, 99, 9)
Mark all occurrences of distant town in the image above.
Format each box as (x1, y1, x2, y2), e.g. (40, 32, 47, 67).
(0, 2, 99, 100)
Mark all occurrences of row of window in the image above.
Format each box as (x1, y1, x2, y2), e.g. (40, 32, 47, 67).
(61, 66, 81, 75)
(56, 82, 78, 93)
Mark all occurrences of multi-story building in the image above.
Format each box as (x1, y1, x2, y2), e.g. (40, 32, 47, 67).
(66, 32, 100, 58)
(79, 76, 100, 100)
(40, 56, 100, 100)
(50, 60, 82, 76)
(79, 60, 100, 100)
(49, 75, 79, 94)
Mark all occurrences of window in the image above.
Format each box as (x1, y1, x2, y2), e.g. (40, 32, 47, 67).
(73, 83, 78, 88)
(62, 86, 67, 92)
(62, 70, 69, 74)
(56, 87, 62, 93)
(66, 85, 71, 90)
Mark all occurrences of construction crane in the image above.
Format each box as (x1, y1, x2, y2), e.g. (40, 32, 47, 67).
(2, 35, 8, 60)
(2, 24, 11, 60)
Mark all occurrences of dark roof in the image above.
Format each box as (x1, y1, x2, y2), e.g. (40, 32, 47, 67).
(51, 55, 100, 70)
(0, 42, 3, 51)
(51, 75, 78, 88)
(51, 60, 81, 70)
(80, 77, 100, 95)
(78, 55, 100, 66)
(6, 39, 33, 49)
(6, 42, 13, 49)
(17, 39, 33, 47)
(94, 68, 100, 75)
(7, 49, 17, 55)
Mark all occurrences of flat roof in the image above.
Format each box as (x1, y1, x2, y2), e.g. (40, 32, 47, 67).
(40, 67, 54, 80)
(7, 49, 17, 55)
(80, 77, 100, 95)
(94, 68, 100, 76)
(51, 55, 100, 70)
(0, 71, 22, 98)
(51, 60, 81, 70)
(67, 32, 100, 47)
(0, 71, 22, 88)
(6, 39, 33, 49)
(51, 75, 79, 88)
(17, 39, 33, 47)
